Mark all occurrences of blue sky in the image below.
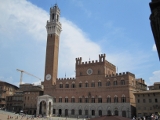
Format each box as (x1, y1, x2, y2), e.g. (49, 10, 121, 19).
(0, 0, 159, 87)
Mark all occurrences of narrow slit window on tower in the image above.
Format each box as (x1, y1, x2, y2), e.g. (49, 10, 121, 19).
(52, 14, 54, 20)
(57, 15, 59, 22)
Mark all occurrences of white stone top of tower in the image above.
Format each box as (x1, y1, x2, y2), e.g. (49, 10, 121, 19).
(46, 4, 62, 36)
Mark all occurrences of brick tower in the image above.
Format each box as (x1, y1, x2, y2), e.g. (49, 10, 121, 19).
(44, 4, 62, 85)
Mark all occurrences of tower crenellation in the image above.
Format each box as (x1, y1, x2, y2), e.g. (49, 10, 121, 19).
(76, 57, 82, 65)
(99, 54, 106, 62)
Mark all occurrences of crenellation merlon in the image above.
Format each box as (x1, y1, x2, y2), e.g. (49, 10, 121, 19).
(57, 77, 75, 81)
(105, 71, 135, 78)
(76, 54, 108, 66)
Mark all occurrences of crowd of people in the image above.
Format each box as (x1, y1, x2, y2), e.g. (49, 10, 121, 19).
(132, 114, 159, 120)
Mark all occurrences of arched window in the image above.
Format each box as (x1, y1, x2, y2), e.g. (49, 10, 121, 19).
(65, 82, 69, 88)
(115, 109, 118, 116)
(114, 95, 118, 103)
(79, 82, 82, 88)
(106, 81, 110, 86)
(53, 109, 56, 114)
(71, 96, 75, 103)
(91, 81, 95, 87)
(91, 96, 95, 103)
(107, 96, 111, 103)
(113, 81, 118, 85)
(121, 80, 125, 85)
(85, 110, 88, 115)
(92, 110, 95, 116)
(79, 109, 82, 115)
(85, 81, 89, 87)
(65, 97, 68, 103)
(98, 96, 102, 103)
(79, 97, 82, 103)
(85, 96, 89, 103)
(71, 82, 75, 88)
(59, 97, 62, 103)
(121, 95, 126, 103)
(59, 82, 63, 88)
(99, 110, 102, 116)
(98, 80, 102, 87)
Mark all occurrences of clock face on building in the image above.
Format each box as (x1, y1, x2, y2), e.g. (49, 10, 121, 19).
(46, 74, 51, 80)
(87, 68, 93, 75)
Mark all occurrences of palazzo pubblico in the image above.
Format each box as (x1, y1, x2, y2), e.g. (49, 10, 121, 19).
(36, 4, 147, 118)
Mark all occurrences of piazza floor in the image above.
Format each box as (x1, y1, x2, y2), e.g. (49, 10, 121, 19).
(0, 110, 83, 120)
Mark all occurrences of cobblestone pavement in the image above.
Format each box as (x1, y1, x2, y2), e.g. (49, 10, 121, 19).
(0, 110, 86, 120)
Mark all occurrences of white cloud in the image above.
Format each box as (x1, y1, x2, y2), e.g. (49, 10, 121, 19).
(152, 44, 157, 51)
(0, 0, 47, 41)
(59, 18, 101, 77)
(149, 70, 160, 85)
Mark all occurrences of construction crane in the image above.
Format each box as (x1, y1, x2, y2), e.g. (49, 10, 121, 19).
(17, 69, 41, 85)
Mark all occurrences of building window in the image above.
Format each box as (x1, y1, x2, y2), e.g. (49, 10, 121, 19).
(54, 98, 56, 102)
(107, 96, 111, 103)
(85, 83, 89, 87)
(65, 84, 69, 88)
(114, 96, 118, 103)
(59, 84, 63, 88)
(80, 72, 82, 76)
(53, 109, 56, 114)
(137, 99, 140, 103)
(91, 82, 95, 87)
(113, 81, 117, 85)
(121, 80, 125, 85)
(91, 98, 95, 103)
(106, 81, 110, 86)
(85, 98, 89, 103)
(85, 110, 88, 115)
(92, 110, 95, 116)
(71, 83, 75, 88)
(121, 96, 126, 103)
(143, 99, 145, 103)
(98, 98, 102, 103)
(155, 98, 158, 103)
(59, 98, 62, 103)
(149, 99, 152, 103)
(98, 81, 102, 87)
(79, 98, 82, 103)
(71, 98, 75, 103)
(71, 109, 75, 115)
(79, 109, 82, 115)
(65, 98, 68, 103)
(98, 70, 100, 74)
(79, 83, 82, 88)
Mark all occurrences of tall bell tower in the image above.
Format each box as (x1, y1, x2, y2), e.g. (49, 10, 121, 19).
(44, 4, 62, 85)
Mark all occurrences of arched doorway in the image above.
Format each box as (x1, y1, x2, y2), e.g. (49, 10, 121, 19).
(122, 110, 126, 117)
(39, 101, 46, 116)
(99, 110, 102, 116)
(107, 110, 111, 116)
(65, 109, 68, 116)
(59, 109, 62, 116)
(115, 110, 118, 116)
(49, 102, 51, 116)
